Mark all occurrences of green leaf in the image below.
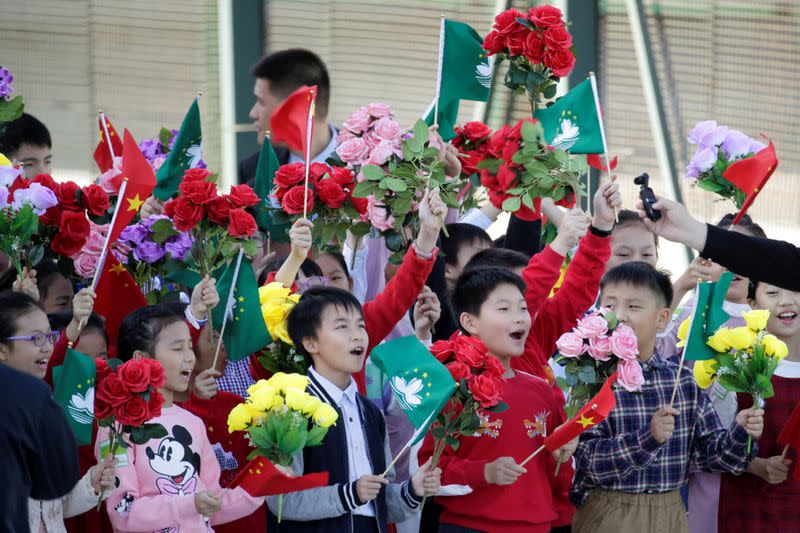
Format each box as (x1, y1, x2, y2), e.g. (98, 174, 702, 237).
(446, 435, 460, 450)
(150, 218, 179, 244)
(577, 364, 597, 384)
(384, 231, 405, 252)
(501, 196, 521, 212)
(242, 239, 259, 258)
(249, 424, 275, 449)
(412, 118, 430, 146)
(305, 425, 329, 447)
(159, 127, 175, 148)
(393, 196, 412, 215)
(604, 311, 618, 330)
(521, 192, 534, 209)
(485, 401, 509, 414)
(0, 96, 25, 123)
(525, 160, 550, 178)
(349, 221, 372, 237)
(430, 425, 446, 440)
(696, 179, 726, 193)
(361, 165, 385, 181)
(352, 180, 378, 198)
(28, 244, 45, 267)
(543, 83, 558, 100)
(383, 178, 408, 192)
(521, 121, 539, 144)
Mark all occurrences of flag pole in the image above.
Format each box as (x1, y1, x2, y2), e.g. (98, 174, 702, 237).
(588, 72, 617, 221)
(520, 444, 546, 467)
(780, 444, 790, 460)
(211, 248, 245, 370)
(668, 281, 701, 409)
(302, 89, 316, 220)
(432, 15, 445, 128)
(99, 111, 116, 161)
(380, 408, 437, 478)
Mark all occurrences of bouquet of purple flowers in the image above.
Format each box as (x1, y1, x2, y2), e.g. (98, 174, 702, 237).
(686, 120, 766, 207)
(118, 214, 193, 303)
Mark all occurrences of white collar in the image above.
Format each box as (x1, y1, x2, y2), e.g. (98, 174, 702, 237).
(287, 125, 338, 164)
(309, 366, 357, 405)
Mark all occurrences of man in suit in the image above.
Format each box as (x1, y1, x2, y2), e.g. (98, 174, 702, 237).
(239, 49, 338, 184)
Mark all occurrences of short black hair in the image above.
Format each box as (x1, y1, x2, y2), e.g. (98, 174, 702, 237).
(0, 291, 45, 342)
(452, 267, 527, 330)
(600, 261, 673, 308)
(287, 286, 363, 361)
(613, 209, 659, 248)
(0, 260, 72, 302)
(465, 247, 528, 271)
(251, 49, 331, 117)
(48, 311, 107, 342)
(315, 251, 352, 280)
(117, 304, 185, 361)
(0, 112, 52, 155)
(258, 256, 324, 286)
(716, 213, 767, 239)
(441, 223, 493, 266)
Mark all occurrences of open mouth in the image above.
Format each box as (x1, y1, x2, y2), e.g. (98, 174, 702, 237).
(350, 346, 365, 357)
(180, 369, 192, 380)
(171, 467, 189, 485)
(509, 330, 525, 341)
(778, 311, 797, 322)
(35, 357, 49, 369)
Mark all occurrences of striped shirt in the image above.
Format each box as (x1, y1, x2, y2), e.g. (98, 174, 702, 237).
(570, 354, 755, 507)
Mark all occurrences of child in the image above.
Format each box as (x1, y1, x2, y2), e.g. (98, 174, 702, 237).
(271, 286, 441, 532)
(441, 223, 493, 292)
(0, 291, 117, 532)
(98, 304, 264, 531)
(49, 310, 109, 360)
(605, 209, 659, 272)
(571, 262, 765, 533)
(0, 112, 53, 178)
(716, 281, 800, 532)
(418, 267, 577, 533)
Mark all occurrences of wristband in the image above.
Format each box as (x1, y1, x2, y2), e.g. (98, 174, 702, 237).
(185, 306, 208, 329)
(412, 242, 435, 260)
(589, 225, 612, 238)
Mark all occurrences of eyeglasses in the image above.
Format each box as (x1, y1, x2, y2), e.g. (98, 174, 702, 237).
(2, 331, 60, 347)
(297, 275, 329, 292)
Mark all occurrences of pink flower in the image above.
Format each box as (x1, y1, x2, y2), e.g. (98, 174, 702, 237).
(336, 129, 356, 144)
(151, 156, 166, 172)
(366, 102, 393, 118)
(99, 157, 124, 194)
(372, 117, 401, 142)
(366, 140, 396, 166)
(81, 222, 108, 255)
(617, 360, 645, 392)
(362, 129, 381, 150)
(342, 107, 372, 134)
(336, 137, 371, 164)
(575, 314, 608, 339)
(556, 331, 586, 358)
(588, 335, 613, 361)
(365, 194, 395, 231)
(611, 324, 639, 361)
(111, 240, 131, 264)
(73, 251, 99, 278)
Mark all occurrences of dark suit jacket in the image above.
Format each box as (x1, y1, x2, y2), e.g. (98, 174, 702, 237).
(237, 145, 291, 186)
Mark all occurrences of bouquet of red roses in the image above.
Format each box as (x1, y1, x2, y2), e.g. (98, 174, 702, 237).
(269, 162, 367, 252)
(427, 336, 508, 471)
(164, 168, 260, 276)
(483, 4, 575, 112)
(94, 357, 168, 507)
(478, 118, 583, 220)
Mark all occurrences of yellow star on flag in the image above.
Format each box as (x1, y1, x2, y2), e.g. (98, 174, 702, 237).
(126, 193, 144, 212)
(110, 262, 126, 274)
(238, 296, 245, 302)
(576, 414, 595, 429)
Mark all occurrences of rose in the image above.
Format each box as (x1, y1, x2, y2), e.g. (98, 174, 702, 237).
(454, 336, 487, 368)
(617, 360, 645, 392)
(99, 167, 123, 194)
(575, 314, 608, 339)
(446, 361, 471, 382)
(95, 358, 113, 382)
(336, 137, 371, 164)
(763, 334, 789, 359)
(483, 354, 505, 378)
(336, 129, 355, 144)
(51, 211, 91, 257)
(312, 403, 339, 428)
(469, 373, 502, 408)
(728, 326, 757, 351)
(430, 341, 454, 363)
(81, 184, 110, 216)
(492, 8, 526, 36)
(362, 130, 381, 150)
(96, 374, 131, 407)
(31, 173, 58, 191)
(350, 196, 368, 216)
(228, 208, 257, 237)
(462, 150, 483, 176)
(530, 5, 564, 28)
(365, 194, 394, 231)
(72, 251, 99, 278)
(462, 121, 492, 143)
(342, 107, 372, 134)
(372, 117, 401, 142)
(742, 309, 770, 331)
(587, 335, 613, 361)
(707, 328, 732, 353)
(691, 146, 718, 173)
(556, 331, 586, 358)
(205, 196, 232, 226)
(178, 179, 217, 205)
(308, 162, 331, 182)
(165, 197, 203, 231)
(183, 168, 211, 182)
(281, 186, 314, 215)
(506, 29, 528, 57)
(116, 394, 150, 427)
(56, 181, 82, 212)
(365, 139, 396, 166)
(331, 166, 355, 187)
(23, 182, 58, 214)
(482, 31, 505, 54)
(147, 389, 165, 418)
(274, 162, 305, 189)
(543, 25, 573, 50)
(366, 102, 393, 118)
(496, 164, 517, 189)
(228, 185, 259, 208)
(543, 47, 575, 77)
(118, 359, 152, 393)
(142, 358, 166, 389)
(317, 179, 347, 209)
(610, 324, 639, 361)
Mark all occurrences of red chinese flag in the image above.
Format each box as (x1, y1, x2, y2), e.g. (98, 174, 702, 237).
(586, 154, 618, 172)
(543, 373, 618, 452)
(777, 400, 800, 480)
(230, 456, 329, 497)
(94, 255, 147, 358)
(106, 130, 157, 246)
(93, 114, 124, 173)
(722, 139, 778, 225)
(269, 85, 316, 157)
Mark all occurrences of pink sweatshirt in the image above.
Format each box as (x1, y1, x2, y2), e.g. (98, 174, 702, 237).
(95, 405, 263, 532)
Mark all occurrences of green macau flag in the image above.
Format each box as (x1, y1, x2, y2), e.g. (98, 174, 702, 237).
(53, 347, 96, 445)
(154, 97, 202, 200)
(252, 134, 290, 242)
(535, 78, 603, 154)
(682, 272, 733, 361)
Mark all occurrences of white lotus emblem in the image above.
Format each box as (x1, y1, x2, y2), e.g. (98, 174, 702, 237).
(187, 142, 203, 168)
(391, 376, 423, 412)
(68, 387, 94, 425)
(551, 118, 579, 150)
(475, 58, 493, 89)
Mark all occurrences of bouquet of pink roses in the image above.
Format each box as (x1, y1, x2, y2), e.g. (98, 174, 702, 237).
(555, 308, 642, 419)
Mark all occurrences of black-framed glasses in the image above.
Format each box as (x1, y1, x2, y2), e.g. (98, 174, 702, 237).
(3, 331, 60, 347)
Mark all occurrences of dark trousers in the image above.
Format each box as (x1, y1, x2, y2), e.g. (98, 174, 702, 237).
(353, 515, 380, 533)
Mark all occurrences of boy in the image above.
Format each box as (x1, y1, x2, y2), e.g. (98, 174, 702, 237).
(418, 268, 577, 533)
(606, 209, 658, 272)
(0, 112, 52, 178)
(441, 223, 493, 292)
(571, 262, 765, 533)
(272, 286, 441, 533)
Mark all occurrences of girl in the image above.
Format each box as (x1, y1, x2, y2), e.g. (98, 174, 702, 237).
(717, 281, 800, 532)
(98, 304, 264, 531)
(0, 291, 116, 532)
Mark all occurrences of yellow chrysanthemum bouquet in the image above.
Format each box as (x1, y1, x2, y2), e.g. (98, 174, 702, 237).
(257, 282, 309, 374)
(228, 372, 339, 520)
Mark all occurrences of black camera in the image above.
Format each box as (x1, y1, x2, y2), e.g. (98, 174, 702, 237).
(634, 173, 661, 221)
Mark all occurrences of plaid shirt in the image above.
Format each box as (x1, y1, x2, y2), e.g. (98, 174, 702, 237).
(217, 358, 254, 398)
(570, 355, 755, 507)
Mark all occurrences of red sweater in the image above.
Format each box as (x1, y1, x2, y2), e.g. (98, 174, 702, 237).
(418, 372, 566, 533)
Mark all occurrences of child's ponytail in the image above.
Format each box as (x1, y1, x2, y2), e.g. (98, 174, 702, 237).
(117, 303, 185, 361)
